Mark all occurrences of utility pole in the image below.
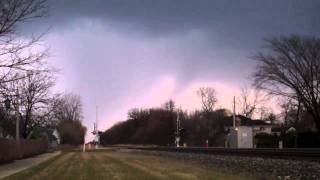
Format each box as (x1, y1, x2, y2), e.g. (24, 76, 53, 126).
(15, 89, 20, 142)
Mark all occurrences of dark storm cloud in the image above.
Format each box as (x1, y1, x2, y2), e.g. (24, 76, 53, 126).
(38, 0, 320, 83)
(45, 0, 320, 45)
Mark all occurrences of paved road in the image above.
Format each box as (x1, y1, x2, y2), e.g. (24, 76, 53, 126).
(0, 151, 61, 179)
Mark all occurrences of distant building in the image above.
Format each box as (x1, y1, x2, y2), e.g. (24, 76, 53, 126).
(0, 126, 14, 139)
(28, 127, 61, 147)
(228, 126, 253, 148)
(226, 115, 276, 148)
(52, 129, 60, 146)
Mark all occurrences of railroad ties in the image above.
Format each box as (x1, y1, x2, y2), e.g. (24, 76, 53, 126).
(117, 146, 320, 162)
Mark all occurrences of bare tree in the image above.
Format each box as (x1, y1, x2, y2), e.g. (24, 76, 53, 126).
(163, 99, 175, 112)
(0, 72, 55, 138)
(57, 119, 86, 145)
(258, 106, 274, 121)
(197, 87, 218, 113)
(238, 87, 261, 118)
(252, 35, 320, 132)
(20, 73, 54, 137)
(0, 0, 49, 83)
(53, 93, 85, 145)
(53, 93, 83, 122)
(280, 98, 300, 126)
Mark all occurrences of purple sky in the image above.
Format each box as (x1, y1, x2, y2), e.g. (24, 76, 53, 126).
(21, 0, 320, 141)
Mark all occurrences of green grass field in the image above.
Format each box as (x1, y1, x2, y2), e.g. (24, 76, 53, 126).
(4, 149, 256, 180)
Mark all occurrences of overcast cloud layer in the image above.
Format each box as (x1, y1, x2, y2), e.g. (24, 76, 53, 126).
(21, 0, 320, 141)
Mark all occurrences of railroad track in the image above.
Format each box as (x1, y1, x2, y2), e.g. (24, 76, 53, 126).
(114, 146, 320, 161)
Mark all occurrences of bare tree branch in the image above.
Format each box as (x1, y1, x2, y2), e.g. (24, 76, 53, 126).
(0, 0, 49, 84)
(0, 71, 55, 138)
(237, 87, 263, 118)
(197, 87, 218, 113)
(252, 35, 320, 132)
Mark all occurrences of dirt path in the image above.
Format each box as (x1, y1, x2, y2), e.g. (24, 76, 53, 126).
(0, 151, 61, 179)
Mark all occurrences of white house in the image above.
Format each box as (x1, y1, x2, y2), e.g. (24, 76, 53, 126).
(226, 115, 275, 148)
(52, 129, 60, 146)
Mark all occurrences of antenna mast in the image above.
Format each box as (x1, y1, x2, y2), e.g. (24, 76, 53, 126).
(96, 106, 98, 134)
(233, 96, 236, 128)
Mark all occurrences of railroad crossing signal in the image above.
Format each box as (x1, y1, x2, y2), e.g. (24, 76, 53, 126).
(175, 113, 181, 147)
(92, 106, 100, 149)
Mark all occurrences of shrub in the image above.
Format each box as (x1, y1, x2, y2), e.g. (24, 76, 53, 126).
(57, 120, 86, 146)
(0, 138, 16, 164)
(0, 138, 48, 164)
(297, 132, 320, 148)
(255, 133, 278, 148)
(281, 132, 296, 148)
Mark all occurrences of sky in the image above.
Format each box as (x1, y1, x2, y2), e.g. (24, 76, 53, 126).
(20, 0, 320, 141)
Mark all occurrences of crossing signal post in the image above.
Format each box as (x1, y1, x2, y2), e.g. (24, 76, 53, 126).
(175, 112, 184, 148)
(92, 106, 100, 149)
(92, 122, 100, 149)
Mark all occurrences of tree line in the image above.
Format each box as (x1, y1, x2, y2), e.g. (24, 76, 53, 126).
(100, 102, 230, 146)
(100, 89, 277, 147)
(0, 0, 86, 145)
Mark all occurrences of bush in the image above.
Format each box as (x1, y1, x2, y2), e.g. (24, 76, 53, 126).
(57, 120, 86, 146)
(255, 133, 278, 148)
(297, 132, 320, 148)
(0, 138, 48, 164)
(0, 138, 16, 164)
(279, 132, 296, 148)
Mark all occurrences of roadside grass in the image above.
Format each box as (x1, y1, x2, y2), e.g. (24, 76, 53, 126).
(99, 150, 256, 180)
(3, 149, 257, 180)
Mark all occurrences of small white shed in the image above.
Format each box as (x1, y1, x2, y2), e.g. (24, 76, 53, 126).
(228, 126, 253, 148)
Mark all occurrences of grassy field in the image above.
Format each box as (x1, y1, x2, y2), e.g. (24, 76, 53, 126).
(4, 149, 255, 180)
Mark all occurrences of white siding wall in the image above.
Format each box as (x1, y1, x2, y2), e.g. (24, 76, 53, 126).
(237, 126, 253, 148)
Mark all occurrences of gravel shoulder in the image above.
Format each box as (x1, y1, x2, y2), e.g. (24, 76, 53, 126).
(121, 149, 320, 180)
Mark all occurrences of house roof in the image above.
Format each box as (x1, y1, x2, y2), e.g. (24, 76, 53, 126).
(271, 126, 292, 132)
(225, 115, 272, 127)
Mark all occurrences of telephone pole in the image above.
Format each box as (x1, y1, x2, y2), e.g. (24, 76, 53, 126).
(15, 88, 20, 141)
